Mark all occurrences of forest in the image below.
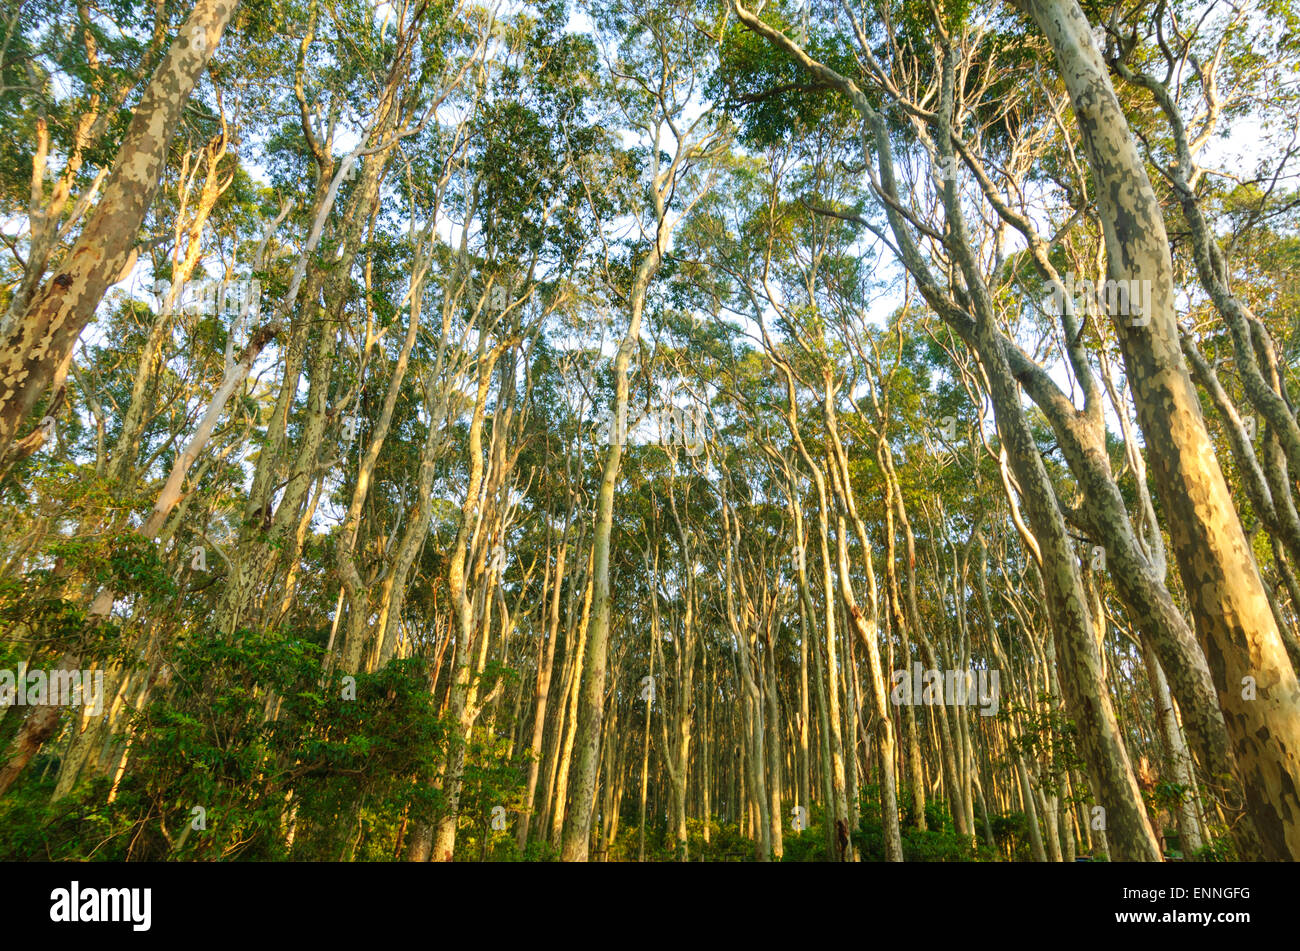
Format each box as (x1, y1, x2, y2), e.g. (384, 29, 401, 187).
(0, 0, 1297, 865)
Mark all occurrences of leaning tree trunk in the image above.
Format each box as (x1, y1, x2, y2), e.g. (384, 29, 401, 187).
(0, 0, 239, 460)
(1023, 0, 1300, 860)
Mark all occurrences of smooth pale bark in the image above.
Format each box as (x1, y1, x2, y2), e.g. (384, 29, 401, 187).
(0, 0, 179, 346)
(218, 128, 392, 634)
(663, 482, 699, 859)
(560, 195, 670, 860)
(1144, 652, 1204, 856)
(220, 21, 432, 638)
(1017, 757, 1050, 862)
(428, 342, 510, 862)
(1183, 339, 1300, 566)
(823, 389, 902, 861)
(518, 520, 569, 849)
(936, 41, 1158, 860)
(780, 473, 838, 859)
(881, 453, 926, 830)
(637, 633, 655, 862)
(797, 555, 813, 828)
(535, 547, 587, 843)
(763, 616, 784, 860)
(701, 655, 713, 845)
(888, 455, 964, 837)
(550, 553, 595, 849)
(335, 233, 432, 674)
(939, 108, 1261, 850)
(722, 500, 772, 861)
(1115, 48, 1300, 483)
(759, 360, 852, 858)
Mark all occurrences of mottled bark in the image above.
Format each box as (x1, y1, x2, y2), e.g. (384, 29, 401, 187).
(0, 0, 238, 459)
(1025, 0, 1300, 860)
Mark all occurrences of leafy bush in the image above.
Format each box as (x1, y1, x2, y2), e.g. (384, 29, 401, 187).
(0, 626, 451, 861)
